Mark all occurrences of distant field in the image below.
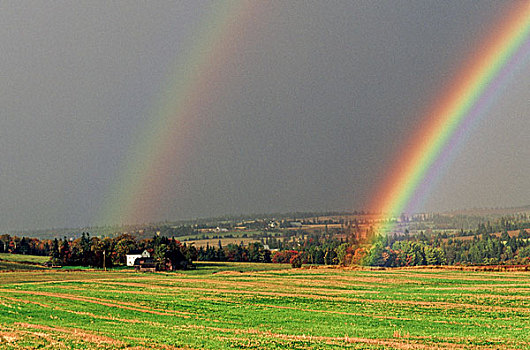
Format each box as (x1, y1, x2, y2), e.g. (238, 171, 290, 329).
(186, 237, 259, 248)
(0, 253, 49, 271)
(0, 263, 529, 349)
(442, 229, 529, 243)
(0, 261, 47, 271)
(0, 253, 49, 264)
(179, 230, 264, 241)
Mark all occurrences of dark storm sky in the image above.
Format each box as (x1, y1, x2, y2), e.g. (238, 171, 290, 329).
(1, 1, 529, 230)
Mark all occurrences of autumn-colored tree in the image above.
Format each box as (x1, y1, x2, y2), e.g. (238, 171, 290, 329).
(351, 247, 367, 265)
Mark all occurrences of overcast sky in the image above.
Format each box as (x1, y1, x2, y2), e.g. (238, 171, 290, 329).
(1, 1, 529, 231)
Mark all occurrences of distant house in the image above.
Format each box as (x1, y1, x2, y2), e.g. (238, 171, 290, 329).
(263, 244, 279, 252)
(268, 221, 279, 228)
(134, 257, 156, 272)
(126, 249, 150, 267)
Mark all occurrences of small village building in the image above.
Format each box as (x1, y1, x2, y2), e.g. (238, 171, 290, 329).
(127, 248, 191, 272)
(134, 257, 156, 272)
(126, 249, 151, 267)
(263, 244, 279, 252)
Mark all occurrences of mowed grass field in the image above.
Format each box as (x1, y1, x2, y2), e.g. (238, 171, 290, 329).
(0, 263, 529, 349)
(0, 253, 49, 271)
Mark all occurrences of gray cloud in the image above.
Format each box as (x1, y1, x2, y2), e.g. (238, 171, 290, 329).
(0, 1, 527, 230)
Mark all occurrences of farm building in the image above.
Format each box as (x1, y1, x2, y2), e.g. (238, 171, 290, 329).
(126, 249, 150, 266)
(134, 257, 156, 272)
(163, 249, 190, 271)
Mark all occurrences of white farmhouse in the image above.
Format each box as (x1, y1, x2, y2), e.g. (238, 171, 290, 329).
(126, 249, 151, 266)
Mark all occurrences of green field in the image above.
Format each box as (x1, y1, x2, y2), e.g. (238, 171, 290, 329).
(179, 230, 264, 241)
(0, 253, 49, 265)
(0, 263, 529, 349)
(0, 253, 49, 271)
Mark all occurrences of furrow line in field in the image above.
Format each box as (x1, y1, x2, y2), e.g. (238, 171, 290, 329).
(0, 295, 51, 308)
(429, 286, 530, 292)
(123, 335, 198, 350)
(92, 281, 373, 300)
(180, 324, 506, 350)
(0, 289, 243, 326)
(194, 296, 529, 331)
(90, 282, 530, 314)
(0, 289, 193, 318)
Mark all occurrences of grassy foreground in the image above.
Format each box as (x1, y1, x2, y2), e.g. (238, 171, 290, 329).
(0, 262, 529, 349)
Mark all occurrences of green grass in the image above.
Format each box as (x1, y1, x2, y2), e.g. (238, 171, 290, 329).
(0, 253, 49, 271)
(184, 261, 292, 275)
(0, 261, 47, 271)
(0, 264, 529, 349)
(0, 253, 49, 264)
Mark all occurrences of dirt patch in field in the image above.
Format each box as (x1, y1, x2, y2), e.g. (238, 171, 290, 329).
(212, 271, 244, 275)
(0, 331, 18, 343)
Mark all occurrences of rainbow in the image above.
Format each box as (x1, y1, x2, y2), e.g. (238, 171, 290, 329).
(97, 1, 262, 226)
(369, 1, 530, 236)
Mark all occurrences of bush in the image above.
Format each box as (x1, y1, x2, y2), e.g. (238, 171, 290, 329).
(290, 254, 302, 268)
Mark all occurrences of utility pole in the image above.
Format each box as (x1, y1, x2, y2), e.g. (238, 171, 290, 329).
(103, 250, 106, 272)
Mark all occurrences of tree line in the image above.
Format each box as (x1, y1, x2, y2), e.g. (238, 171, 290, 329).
(0, 233, 196, 268)
(343, 228, 530, 267)
(2, 223, 530, 268)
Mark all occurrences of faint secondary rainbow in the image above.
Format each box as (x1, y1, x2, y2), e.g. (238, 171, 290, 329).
(97, 1, 262, 226)
(369, 2, 530, 236)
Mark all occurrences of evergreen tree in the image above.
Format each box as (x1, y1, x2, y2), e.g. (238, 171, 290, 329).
(50, 239, 60, 265)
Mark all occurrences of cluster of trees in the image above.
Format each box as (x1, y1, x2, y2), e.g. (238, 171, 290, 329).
(0, 233, 196, 269)
(195, 231, 346, 267)
(197, 244, 310, 268)
(194, 228, 530, 268)
(356, 228, 530, 267)
(197, 242, 271, 263)
(0, 234, 47, 256)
